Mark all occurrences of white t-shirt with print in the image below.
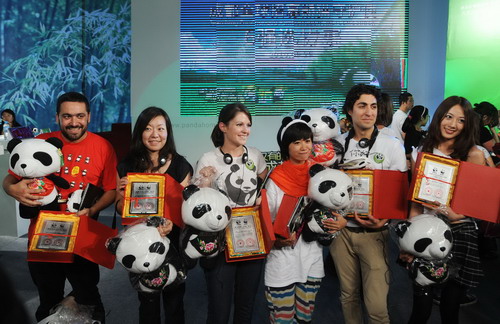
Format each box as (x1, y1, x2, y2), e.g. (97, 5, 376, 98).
(264, 179, 325, 288)
(194, 146, 267, 208)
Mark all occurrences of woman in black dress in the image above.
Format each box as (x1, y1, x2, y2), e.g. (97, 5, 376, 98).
(116, 107, 192, 324)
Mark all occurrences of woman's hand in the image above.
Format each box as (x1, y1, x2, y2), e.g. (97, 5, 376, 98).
(118, 177, 128, 197)
(354, 212, 388, 229)
(157, 219, 173, 237)
(274, 232, 297, 248)
(428, 201, 465, 222)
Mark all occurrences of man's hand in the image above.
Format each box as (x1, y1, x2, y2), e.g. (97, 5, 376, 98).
(354, 212, 388, 229)
(4, 178, 44, 207)
(322, 213, 347, 233)
(157, 219, 173, 237)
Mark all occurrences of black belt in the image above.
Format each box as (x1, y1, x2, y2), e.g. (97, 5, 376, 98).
(346, 226, 388, 233)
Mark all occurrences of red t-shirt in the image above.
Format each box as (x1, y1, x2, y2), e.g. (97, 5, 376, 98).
(37, 131, 117, 201)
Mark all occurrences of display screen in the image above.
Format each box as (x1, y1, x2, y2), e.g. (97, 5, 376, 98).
(180, 0, 409, 116)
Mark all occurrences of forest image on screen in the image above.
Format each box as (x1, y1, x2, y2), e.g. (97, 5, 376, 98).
(180, 0, 408, 116)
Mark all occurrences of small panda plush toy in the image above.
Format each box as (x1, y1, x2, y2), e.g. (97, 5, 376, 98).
(296, 108, 344, 167)
(302, 164, 353, 245)
(395, 214, 453, 286)
(106, 216, 185, 292)
(7, 138, 70, 219)
(180, 184, 231, 263)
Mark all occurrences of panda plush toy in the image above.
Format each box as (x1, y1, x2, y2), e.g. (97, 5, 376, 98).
(395, 214, 453, 286)
(106, 216, 185, 292)
(302, 164, 353, 245)
(7, 137, 70, 219)
(296, 108, 344, 167)
(180, 184, 231, 264)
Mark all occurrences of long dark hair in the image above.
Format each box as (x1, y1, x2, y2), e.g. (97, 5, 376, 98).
(277, 118, 313, 161)
(211, 102, 252, 147)
(421, 96, 477, 161)
(402, 105, 429, 133)
(473, 101, 498, 127)
(1, 109, 21, 127)
(126, 107, 177, 172)
(376, 92, 394, 127)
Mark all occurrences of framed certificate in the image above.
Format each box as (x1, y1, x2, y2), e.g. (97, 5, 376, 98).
(410, 153, 459, 206)
(29, 212, 80, 254)
(225, 207, 267, 260)
(123, 174, 166, 223)
(346, 170, 374, 217)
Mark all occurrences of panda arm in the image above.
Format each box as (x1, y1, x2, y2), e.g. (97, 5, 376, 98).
(46, 174, 70, 189)
(2, 174, 43, 207)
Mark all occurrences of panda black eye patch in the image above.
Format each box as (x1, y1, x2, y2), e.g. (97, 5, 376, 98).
(122, 255, 136, 269)
(444, 230, 452, 243)
(225, 206, 231, 219)
(33, 152, 53, 166)
(10, 153, 19, 169)
(414, 238, 432, 253)
(319, 180, 336, 193)
(322, 116, 335, 129)
(193, 204, 212, 218)
(149, 242, 166, 254)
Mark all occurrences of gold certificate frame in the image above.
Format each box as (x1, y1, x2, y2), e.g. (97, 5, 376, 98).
(29, 212, 80, 253)
(225, 207, 266, 259)
(346, 170, 374, 217)
(123, 173, 166, 220)
(411, 153, 460, 206)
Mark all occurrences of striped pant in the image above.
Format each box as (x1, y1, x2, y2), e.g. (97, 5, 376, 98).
(265, 277, 322, 324)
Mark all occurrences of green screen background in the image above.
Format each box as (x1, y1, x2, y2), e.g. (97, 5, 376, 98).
(445, 0, 500, 108)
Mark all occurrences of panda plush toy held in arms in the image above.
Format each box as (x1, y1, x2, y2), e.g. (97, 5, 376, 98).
(296, 108, 344, 167)
(395, 214, 453, 286)
(7, 137, 70, 219)
(106, 216, 185, 292)
(302, 164, 353, 245)
(180, 184, 232, 263)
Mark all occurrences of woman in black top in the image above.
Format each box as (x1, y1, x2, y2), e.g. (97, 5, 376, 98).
(1, 109, 22, 135)
(116, 107, 192, 324)
(402, 105, 429, 155)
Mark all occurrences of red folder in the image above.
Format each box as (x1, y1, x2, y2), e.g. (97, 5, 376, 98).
(273, 194, 301, 238)
(347, 170, 408, 219)
(410, 153, 500, 223)
(28, 212, 117, 269)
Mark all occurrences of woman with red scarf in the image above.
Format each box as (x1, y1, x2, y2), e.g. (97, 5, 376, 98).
(264, 117, 346, 323)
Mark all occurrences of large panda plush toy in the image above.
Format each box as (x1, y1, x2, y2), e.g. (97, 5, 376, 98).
(7, 138, 70, 219)
(106, 216, 185, 292)
(296, 108, 344, 167)
(180, 185, 232, 264)
(302, 164, 353, 245)
(395, 214, 453, 286)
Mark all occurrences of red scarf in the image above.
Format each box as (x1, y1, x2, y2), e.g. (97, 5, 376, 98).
(269, 160, 311, 197)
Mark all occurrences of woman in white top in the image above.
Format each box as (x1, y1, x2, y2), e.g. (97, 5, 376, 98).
(193, 102, 267, 324)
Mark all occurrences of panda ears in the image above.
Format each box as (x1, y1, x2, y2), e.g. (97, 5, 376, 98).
(106, 237, 121, 254)
(309, 163, 326, 178)
(281, 116, 293, 127)
(7, 138, 22, 153)
(45, 137, 64, 149)
(394, 221, 412, 238)
(183, 184, 200, 201)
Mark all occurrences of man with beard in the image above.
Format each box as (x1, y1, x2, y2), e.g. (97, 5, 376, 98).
(2, 92, 117, 323)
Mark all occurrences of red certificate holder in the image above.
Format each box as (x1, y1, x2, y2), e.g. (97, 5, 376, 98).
(28, 211, 118, 269)
(225, 189, 275, 262)
(273, 195, 306, 239)
(122, 173, 184, 227)
(346, 169, 408, 220)
(410, 152, 500, 223)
